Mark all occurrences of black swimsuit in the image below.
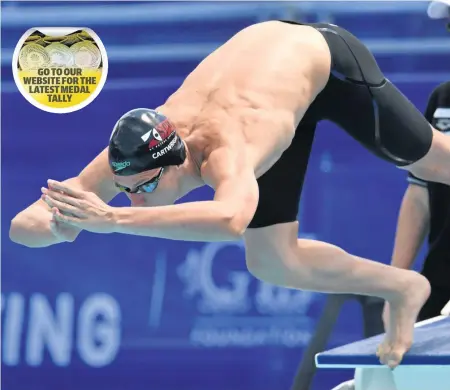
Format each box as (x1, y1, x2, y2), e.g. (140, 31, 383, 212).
(248, 21, 432, 229)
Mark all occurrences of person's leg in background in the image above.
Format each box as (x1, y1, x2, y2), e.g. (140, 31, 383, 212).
(402, 128, 450, 186)
(398, 0, 450, 184)
(418, 285, 450, 320)
(395, 0, 450, 324)
(362, 297, 385, 337)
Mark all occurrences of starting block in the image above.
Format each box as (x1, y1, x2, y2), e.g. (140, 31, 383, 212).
(315, 302, 450, 390)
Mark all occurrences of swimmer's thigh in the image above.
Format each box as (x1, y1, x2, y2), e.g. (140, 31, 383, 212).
(315, 23, 433, 166)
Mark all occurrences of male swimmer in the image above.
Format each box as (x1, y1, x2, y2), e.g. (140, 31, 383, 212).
(10, 21, 450, 369)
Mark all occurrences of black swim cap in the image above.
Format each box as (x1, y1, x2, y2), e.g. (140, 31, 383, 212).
(108, 108, 186, 176)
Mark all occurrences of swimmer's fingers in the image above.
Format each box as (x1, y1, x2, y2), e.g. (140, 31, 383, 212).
(50, 210, 68, 239)
(52, 208, 82, 227)
(49, 212, 60, 235)
(42, 192, 56, 209)
(42, 194, 86, 218)
(47, 179, 83, 198)
(42, 188, 81, 207)
(53, 209, 84, 229)
(50, 207, 77, 223)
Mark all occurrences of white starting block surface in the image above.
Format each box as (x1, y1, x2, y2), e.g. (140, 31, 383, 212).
(315, 316, 450, 390)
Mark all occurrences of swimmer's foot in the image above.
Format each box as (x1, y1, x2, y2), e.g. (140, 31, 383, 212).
(376, 272, 430, 369)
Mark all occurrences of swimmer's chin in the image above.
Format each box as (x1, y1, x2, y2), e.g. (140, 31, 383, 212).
(128, 194, 152, 207)
(130, 198, 146, 207)
(128, 194, 176, 207)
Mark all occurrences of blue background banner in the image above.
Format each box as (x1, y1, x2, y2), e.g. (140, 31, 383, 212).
(2, 2, 450, 390)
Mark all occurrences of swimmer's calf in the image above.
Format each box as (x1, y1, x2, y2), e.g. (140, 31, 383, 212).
(244, 226, 430, 369)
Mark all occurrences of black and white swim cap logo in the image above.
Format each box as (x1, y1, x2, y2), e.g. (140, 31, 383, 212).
(152, 128, 162, 142)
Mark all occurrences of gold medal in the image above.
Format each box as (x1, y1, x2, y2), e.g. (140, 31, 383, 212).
(42, 35, 63, 43)
(62, 33, 82, 46)
(19, 43, 51, 70)
(70, 41, 101, 69)
(25, 34, 43, 44)
(45, 42, 75, 67)
(78, 30, 93, 40)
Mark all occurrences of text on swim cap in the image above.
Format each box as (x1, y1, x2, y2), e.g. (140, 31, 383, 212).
(152, 136, 177, 159)
(111, 161, 131, 171)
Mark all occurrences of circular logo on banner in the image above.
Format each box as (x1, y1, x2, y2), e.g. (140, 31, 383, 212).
(12, 27, 108, 114)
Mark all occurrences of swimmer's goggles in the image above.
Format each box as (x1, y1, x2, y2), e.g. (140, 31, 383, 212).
(115, 167, 165, 194)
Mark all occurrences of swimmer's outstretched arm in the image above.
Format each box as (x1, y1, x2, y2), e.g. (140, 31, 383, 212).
(10, 148, 119, 248)
(43, 148, 259, 242)
(114, 182, 258, 241)
(45, 170, 258, 241)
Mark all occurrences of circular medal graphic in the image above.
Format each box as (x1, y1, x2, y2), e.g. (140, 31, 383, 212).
(70, 41, 101, 69)
(19, 43, 51, 70)
(12, 27, 108, 114)
(45, 42, 75, 67)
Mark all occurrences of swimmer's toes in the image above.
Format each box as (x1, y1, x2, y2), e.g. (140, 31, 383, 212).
(377, 342, 392, 366)
(387, 350, 403, 369)
(388, 340, 412, 369)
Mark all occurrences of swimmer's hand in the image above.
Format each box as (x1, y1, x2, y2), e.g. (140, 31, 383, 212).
(49, 208, 80, 242)
(42, 180, 116, 234)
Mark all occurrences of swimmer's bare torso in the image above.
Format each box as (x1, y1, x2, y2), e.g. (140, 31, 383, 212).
(158, 21, 330, 181)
